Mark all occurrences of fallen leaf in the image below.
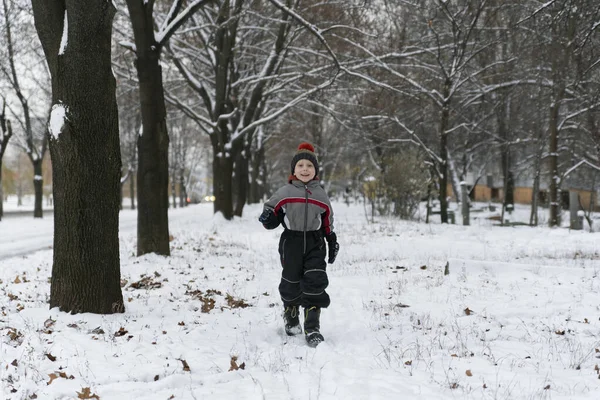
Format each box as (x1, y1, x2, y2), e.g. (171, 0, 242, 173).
(47, 373, 58, 385)
(114, 327, 128, 337)
(44, 318, 56, 329)
(129, 276, 161, 290)
(464, 307, 473, 316)
(226, 294, 251, 309)
(77, 387, 100, 399)
(45, 353, 56, 362)
(229, 356, 244, 371)
(466, 369, 472, 376)
(58, 371, 74, 380)
(14, 276, 21, 284)
(180, 359, 190, 372)
(90, 327, 105, 335)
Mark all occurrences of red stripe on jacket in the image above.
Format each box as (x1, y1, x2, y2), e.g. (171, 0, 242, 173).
(273, 197, 332, 235)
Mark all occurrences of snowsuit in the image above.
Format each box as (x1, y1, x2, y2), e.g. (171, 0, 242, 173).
(263, 178, 334, 309)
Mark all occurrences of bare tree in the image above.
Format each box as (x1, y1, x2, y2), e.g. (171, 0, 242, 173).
(167, 0, 348, 218)
(1, 0, 49, 218)
(121, 0, 210, 256)
(519, 0, 600, 226)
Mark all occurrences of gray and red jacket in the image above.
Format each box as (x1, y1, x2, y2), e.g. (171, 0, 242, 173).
(263, 178, 334, 236)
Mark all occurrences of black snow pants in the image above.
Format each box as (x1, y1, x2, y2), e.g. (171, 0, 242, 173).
(278, 229, 330, 309)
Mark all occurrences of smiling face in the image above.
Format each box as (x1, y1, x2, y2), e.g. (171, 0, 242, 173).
(294, 159, 316, 183)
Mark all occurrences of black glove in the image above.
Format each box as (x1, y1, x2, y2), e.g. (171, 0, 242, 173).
(259, 208, 279, 229)
(325, 232, 339, 264)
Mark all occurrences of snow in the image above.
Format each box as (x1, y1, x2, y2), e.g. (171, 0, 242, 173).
(59, 11, 68, 55)
(1, 201, 600, 399)
(49, 103, 68, 140)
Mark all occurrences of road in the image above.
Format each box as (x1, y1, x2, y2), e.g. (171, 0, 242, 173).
(2, 209, 54, 219)
(0, 209, 137, 262)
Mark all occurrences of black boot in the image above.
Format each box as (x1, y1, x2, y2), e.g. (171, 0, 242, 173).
(304, 306, 324, 346)
(283, 305, 301, 336)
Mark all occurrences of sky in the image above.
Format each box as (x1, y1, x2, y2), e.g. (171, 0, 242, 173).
(1, 198, 600, 399)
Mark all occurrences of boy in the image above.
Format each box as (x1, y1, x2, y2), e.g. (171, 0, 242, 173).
(259, 142, 339, 346)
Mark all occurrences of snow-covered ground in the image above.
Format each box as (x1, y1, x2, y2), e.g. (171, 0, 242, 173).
(1, 201, 599, 399)
(2, 195, 53, 212)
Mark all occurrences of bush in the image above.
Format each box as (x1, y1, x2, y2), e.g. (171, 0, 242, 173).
(382, 151, 429, 219)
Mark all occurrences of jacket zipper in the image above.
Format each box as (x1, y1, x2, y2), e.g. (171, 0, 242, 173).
(303, 184, 308, 254)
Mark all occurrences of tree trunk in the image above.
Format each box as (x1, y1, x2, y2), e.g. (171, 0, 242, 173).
(126, 0, 171, 256)
(32, 0, 124, 314)
(33, 159, 43, 218)
(0, 163, 3, 220)
(548, 101, 560, 227)
(233, 149, 248, 217)
(248, 146, 265, 204)
(439, 98, 450, 224)
(213, 153, 234, 219)
(134, 52, 171, 255)
(130, 171, 136, 210)
(119, 180, 124, 210)
(530, 159, 541, 226)
(171, 175, 177, 209)
(179, 169, 186, 207)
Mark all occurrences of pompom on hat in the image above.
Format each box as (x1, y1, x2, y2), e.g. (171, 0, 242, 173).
(290, 142, 319, 178)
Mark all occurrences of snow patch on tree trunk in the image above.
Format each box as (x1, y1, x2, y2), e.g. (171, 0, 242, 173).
(59, 11, 68, 55)
(49, 103, 68, 140)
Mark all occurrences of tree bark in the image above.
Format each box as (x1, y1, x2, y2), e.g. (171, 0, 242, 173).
(548, 100, 560, 227)
(179, 169, 187, 207)
(248, 145, 265, 204)
(213, 152, 234, 219)
(438, 83, 451, 224)
(0, 181, 2, 219)
(171, 174, 177, 209)
(130, 171, 136, 210)
(32, 0, 124, 314)
(233, 148, 248, 217)
(33, 159, 44, 218)
(0, 106, 13, 220)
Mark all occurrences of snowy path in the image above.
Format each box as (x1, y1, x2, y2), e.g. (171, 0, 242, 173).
(0, 207, 198, 261)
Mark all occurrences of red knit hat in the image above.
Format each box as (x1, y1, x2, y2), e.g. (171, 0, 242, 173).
(290, 142, 319, 178)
